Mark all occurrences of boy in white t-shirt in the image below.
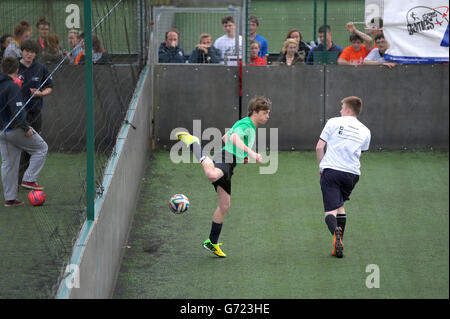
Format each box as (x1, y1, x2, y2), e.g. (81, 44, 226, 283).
(315, 96, 371, 258)
(214, 15, 242, 65)
(363, 33, 396, 68)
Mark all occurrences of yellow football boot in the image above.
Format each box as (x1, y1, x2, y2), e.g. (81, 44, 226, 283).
(175, 131, 200, 147)
(203, 239, 227, 257)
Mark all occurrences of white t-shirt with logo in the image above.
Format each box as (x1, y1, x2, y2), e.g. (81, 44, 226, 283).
(319, 116, 371, 175)
(214, 34, 242, 64)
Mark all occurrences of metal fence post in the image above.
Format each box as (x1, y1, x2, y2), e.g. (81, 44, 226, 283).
(84, 0, 95, 221)
(322, 0, 328, 127)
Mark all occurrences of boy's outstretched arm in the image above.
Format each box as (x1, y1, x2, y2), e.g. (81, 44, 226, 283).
(229, 132, 262, 163)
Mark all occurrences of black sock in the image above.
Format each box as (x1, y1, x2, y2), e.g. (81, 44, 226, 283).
(325, 214, 337, 235)
(209, 222, 223, 244)
(336, 214, 347, 237)
(191, 142, 206, 163)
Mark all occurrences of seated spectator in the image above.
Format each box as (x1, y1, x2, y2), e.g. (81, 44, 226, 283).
(74, 34, 110, 65)
(345, 18, 382, 52)
(306, 25, 343, 65)
(3, 21, 32, 59)
(276, 38, 303, 66)
(214, 15, 242, 64)
(248, 40, 267, 65)
(39, 34, 64, 64)
(67, 29, 83, 64)
(338, 34, 370, 66)
(285, 29, 310, 62)
(158, 29, 186, 63)
(363, 33, 396, 68)
(249, 15, 268, 62)
(0, 34, 13, 63)
(188, 33, 221, 64)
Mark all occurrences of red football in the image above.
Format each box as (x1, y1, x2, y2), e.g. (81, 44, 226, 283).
(28, 190, 46, 206)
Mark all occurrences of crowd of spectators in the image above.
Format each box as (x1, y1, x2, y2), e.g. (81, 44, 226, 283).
(1, 16, 109, 67)
(0, 14, 427, 69)
(156, 14, 401, 68)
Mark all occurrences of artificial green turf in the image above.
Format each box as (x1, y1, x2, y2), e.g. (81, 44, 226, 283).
(113, 151, 449, 299)
(0, 152, 87, 298)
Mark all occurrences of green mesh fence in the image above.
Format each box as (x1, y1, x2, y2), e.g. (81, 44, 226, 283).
(0, 0, 143, 54)
(152, 0, 369, 65)
(248, 0, 366, 61)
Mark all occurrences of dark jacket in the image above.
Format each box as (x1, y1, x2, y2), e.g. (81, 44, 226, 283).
(158, 42, 187, 63)
(277, 51, 304, 65)
(17, 59, 53, 113)
(0, 73, 29, 131)
(188, 45, 221, 64)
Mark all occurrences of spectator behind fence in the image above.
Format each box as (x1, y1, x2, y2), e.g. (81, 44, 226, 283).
(158, 29, 186, 63)
(285, 29, 310, 62)
(276, 38, 303, 66)
(363, 33, 396, 68)
(345, 21, 377, 51)
(1, 34, 13, 65)
(306, 25, 343, 65)
(338, 22, 372, 65)
(3, 21, 32, 59)
(214, 15, 242, 64)
(67, 29, 83, 64)
(188, 33, 221, 64)
(0, 57, 48, 207)
(249, 15, 268, 62)
(36, 16, 50, 52)
(92, 34, 110, 64)
(74, 33, 111, 65)
(248, 40, 267, 65)
(39, 34, 64, 64)
(338, 34, 370, 66)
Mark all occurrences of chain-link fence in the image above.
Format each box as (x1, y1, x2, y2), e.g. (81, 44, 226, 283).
(249, 0, 365, 57)
(152, 0, 371, 65)
(153, 6, 245, 65)
(0, 0, 148, 58)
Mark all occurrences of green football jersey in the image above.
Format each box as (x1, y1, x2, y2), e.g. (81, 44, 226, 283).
(223, 117, 256, 163)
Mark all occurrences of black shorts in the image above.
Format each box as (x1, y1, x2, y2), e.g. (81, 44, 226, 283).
(212, 150, 237, 196)
(320, 168, 360, 212)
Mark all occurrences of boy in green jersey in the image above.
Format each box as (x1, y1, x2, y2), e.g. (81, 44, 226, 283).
(176, 96, 271, 257)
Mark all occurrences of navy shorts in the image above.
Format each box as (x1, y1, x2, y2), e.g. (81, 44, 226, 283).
(212, 150, 237, 196)
(320, 168, 359, 212)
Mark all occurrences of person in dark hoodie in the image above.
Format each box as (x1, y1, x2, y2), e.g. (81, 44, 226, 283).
(17, 39, 52, 189)
(158, 29, 186, 63)
(0, 57, 48, 206)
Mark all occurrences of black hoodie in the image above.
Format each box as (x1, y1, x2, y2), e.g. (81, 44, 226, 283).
(0, 72, 29, 131)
